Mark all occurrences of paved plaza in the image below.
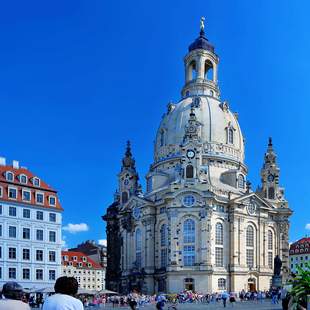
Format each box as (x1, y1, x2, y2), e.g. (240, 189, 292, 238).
(80, 300, 282, 310)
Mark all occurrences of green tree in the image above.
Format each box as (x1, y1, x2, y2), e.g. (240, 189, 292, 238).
(289, 262, 310, 309)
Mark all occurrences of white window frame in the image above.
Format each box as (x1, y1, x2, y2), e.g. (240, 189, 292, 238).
(22, 189, 31, 202)
(19, 174, 28, 184)
(73, 256, 77, 261)
(49, 195, 56, 206)
(6, 171, 14, 182)
(8, 186, 18, 200)
(36, 192, 44, 205)
(0, 186, 3, 198)
(32, 177, 40, 187)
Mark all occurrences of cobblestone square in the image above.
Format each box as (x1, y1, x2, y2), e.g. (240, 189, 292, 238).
(82, 300, 282, 310)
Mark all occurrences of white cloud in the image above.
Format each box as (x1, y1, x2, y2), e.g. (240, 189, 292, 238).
(305, 223, 310, 230)
(63, 223, 89, 234)
(98, 239, 107, 246)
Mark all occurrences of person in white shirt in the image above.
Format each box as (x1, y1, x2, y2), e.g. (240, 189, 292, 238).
(0, 281, 31, 310)
(42, 276, 83, 310)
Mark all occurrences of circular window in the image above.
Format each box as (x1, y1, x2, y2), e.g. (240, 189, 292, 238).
(247, 202, 256, 215)
(183, 195, 196, 207)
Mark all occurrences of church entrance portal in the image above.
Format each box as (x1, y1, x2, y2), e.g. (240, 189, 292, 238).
(247, 278, 256, 292)
(184, 278, 195, 291)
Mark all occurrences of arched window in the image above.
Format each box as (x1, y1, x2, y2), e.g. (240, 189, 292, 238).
(135, 228, 142, 268)
(238, 175, 245, 189)
(215, 222, 224, 267)
(121, 191, 128, 204)
(268, 230, 273, 268)
(186, 165, 194, 179)
(246, 226, 254, 247)
(218, 278, 226, 290)
(268, 187, 275, 199)
(160, 130, 165, 147)
(184, 219, 195, 243)
(189, 60, 197, 80)
(160, 224, 168, 268)
(246, 225, 255, 267)
(183, 219, 195, 266)
(6, 171, 14, 182)
(160, 224, 167, 247)
(20, 174, 27, 184)
(215, 223, 223, 245)
(228, 128, 234, 144)
(205, 60, 214, 81)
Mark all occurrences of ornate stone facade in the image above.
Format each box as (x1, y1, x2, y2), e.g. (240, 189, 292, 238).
(103, 21, 292, 294)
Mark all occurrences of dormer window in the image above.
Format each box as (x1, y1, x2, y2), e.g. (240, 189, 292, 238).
(228, 128, 234, 144)
(82, 257, 87, 262)
(33, 177, 40, 187)
(19, 174, 27, 184)
(225, 123, 235, 145)
(49, 196, 56, 206)
(6, 171, 14, 182)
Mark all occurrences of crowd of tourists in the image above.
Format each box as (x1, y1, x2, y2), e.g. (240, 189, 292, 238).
(0, 277, 290, 310)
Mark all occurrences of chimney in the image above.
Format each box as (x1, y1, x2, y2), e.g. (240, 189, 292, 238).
(12, 160, 19, 169)
(0, 157, 6, 166)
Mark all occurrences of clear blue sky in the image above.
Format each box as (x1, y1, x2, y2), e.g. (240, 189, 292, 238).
(0, 0, 309, 247)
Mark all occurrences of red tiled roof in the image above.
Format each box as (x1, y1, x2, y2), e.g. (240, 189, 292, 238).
(289, 237, 310, 256)
(61, 251, 102, 269)
(0, 165, 62, 210)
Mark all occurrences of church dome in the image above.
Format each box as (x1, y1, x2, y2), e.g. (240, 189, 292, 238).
(188, 29, 214, 53)
(154, 96, 245, 164)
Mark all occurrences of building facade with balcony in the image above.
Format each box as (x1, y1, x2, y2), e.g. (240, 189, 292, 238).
(0, 157, 63, 289)
(103, 20, 292, 294)
(62, 251, 105, 291)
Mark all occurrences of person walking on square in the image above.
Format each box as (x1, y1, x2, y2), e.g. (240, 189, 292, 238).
(42, 276, 83, 310)
(0, 282, 30, 310)
(222, 291, 229, 308)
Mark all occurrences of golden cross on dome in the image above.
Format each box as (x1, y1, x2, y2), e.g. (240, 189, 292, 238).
(200, 17, 205, 32)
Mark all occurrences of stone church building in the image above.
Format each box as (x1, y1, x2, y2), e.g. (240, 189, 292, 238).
(103, 21, 292, 294)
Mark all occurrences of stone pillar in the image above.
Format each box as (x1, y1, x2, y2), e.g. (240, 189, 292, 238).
(168, 210, 180, 269)
(143, 217, 155, 273)
(200, 208, 209, 266)
(213, 64, 218, 83)
(278, 219, 290, 283)
(185, 64, 192, 83)
(197, 57, 205, 80)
